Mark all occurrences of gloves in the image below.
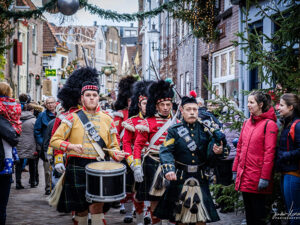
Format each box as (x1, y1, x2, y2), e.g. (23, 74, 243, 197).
(133, 165, 144, 183)
(258, 178, 269, 191)
(55, 163, 66, 174)
(232, 172, 237, 181)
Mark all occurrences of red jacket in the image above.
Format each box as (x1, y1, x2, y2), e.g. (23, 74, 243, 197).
(133, 115, 170, 160)
(113, 109, 129, 143)
(232, 107, 278, 194)
(122, 113, 145, 164)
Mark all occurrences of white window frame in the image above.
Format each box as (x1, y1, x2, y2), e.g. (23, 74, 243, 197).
(185, 72, 190, 95)
(212, 46, 236, 98)
(180, 74, 184, 95)
(114, 40, 118, 54)
(109, 39, 113, 52)
(32, 24, 37, 53)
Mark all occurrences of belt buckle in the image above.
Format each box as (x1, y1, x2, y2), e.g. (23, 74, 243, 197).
(188, 165, 198, 173)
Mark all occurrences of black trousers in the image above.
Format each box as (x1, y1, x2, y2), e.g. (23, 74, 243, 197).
(242, 192, 269, 225)
(15, 158, 36, 185)
(0, 175, 12, 225)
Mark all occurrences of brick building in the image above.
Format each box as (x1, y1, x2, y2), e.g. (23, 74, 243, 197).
(5, 0, 44, 101)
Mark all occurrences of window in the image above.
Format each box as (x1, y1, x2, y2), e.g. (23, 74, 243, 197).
(212, 46, 236, 98)
(98, 40, 102, 50)
(109, 39, 113, 52)
(125, 30, 130, 37)
(214, 56, 219, 78)
(20, 33, 26, 63)
(114, 40, 118, 54)
(185, 72, 190, 95)
(229, 50, 235, 75)
(180, 74, 184, 95)
(213, 47, 235, 80)
(221, 53, 227, 77)
(32, 24, 37, 53)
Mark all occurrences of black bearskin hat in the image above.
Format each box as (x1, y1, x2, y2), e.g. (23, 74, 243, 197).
(114, 75, 137, 111)
(146, 80, 174, 117)
(57, 67, 99, 111)
(128, 80, 153, 118)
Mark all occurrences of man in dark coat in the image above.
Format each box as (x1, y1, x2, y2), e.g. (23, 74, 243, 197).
(34, 97, 56, 195)
(154, 94, 229, 224)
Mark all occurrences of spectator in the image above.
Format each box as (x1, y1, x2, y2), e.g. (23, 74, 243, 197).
(214, 101, 240, 213)
(276, 93, 300, 224)
(0, 83, 19, 225)
(232, 91, 278, 225)
(197, 97, 222, 128)
(15, 104, 37, 189)
(34, 96, 56, 195)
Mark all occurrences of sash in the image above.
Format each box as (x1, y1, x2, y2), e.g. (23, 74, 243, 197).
(77, 110, 107, 160)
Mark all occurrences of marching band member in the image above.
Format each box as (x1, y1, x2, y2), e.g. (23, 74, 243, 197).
(50, 80, 125, 225)
(133, 80, 177, 225)
(122, 80, 153, 225)
(113, 75, 137, 222)
(154, 93, 229, 225)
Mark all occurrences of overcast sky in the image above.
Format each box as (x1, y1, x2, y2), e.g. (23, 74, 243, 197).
(33, 0, 138, 27)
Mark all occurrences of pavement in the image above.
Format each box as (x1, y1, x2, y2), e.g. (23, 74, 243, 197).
(6, 160, 245, 225)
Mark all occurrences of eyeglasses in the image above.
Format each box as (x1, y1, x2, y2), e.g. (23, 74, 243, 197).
(46, 102, 56, 105)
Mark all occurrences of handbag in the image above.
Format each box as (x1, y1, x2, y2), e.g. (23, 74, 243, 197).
(47, 172, 65, 208)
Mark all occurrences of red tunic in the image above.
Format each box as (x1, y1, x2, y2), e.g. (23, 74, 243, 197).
(133, 114, 171, 160)
(113, 109, 129, 143)
(122, 113, 144, 161)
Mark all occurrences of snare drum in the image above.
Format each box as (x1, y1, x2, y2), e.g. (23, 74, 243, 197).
(85, 161, 126, 203)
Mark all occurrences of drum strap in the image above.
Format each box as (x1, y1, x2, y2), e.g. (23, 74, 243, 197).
(77, 110, 107, 160)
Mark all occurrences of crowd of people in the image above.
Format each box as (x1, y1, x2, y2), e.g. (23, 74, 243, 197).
(0, 66, 299, 225)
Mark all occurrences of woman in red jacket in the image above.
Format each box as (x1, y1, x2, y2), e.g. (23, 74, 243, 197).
(232, 91, 278, 225)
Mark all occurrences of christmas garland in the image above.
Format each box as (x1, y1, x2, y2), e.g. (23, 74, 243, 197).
(0, 0, 182, 21)
(0, 0, 219, 43)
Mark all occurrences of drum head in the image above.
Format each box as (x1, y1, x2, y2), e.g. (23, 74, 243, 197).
(87, 161, 124, 171)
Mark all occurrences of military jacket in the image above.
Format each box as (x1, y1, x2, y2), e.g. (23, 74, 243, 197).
(122, 112, 145, 165)
(133, 114, 173, 164)
(159, 120, 228, 175)
(113, 109, 129, 136)
(50, 106, 120, 164)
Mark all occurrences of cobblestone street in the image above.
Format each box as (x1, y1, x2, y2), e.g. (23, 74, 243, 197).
(6, 161, 245, 225)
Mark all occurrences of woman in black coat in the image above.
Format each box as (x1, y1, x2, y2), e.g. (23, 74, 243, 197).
(0, 115, 19, 225)
(277, 93, 300, 225)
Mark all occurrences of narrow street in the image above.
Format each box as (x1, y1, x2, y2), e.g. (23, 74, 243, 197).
(6, 161, 245, 225)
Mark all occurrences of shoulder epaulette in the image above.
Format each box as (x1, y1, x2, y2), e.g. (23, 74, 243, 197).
(122, 118, 135, 132)
(113, 111, 124, 118)
(136, 119, 150, 133)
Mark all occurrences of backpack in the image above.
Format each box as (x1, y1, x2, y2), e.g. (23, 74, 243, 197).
(287, 119, 300, 151)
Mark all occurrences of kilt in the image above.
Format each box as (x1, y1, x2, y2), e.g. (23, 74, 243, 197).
(57, 157, 110, 213)
(121, 159, 135, 193)
(154, 169, 220, 223)
(135, 155, 161, 202)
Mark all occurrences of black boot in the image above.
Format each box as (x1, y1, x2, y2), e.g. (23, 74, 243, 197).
(16, 181, 24, 189)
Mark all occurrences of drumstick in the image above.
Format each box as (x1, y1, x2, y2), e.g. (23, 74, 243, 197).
(103, 148, 130, 155)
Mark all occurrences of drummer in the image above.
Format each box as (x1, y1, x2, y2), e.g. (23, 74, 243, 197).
(50, 80, 125, 225)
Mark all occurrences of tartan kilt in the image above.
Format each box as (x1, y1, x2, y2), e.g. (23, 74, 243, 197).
(120, 159, 134, 193)
(154, 170, 220, 223)
(57, 157, 110, 213)
(135, 155, 161, 202)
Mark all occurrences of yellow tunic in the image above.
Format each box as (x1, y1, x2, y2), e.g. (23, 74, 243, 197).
(50, 108, 120, 164)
